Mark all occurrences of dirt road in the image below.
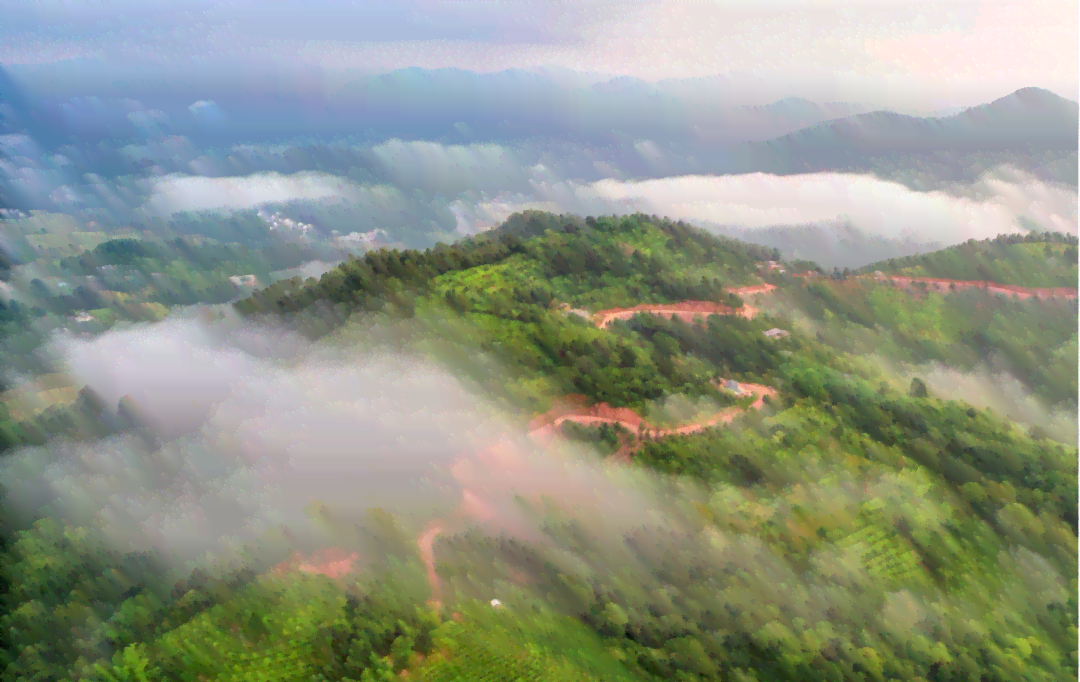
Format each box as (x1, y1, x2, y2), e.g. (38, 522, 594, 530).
(277, 271, 1075, 590)
(418, 380, 777, 598)
(415, 272, 1075, 598)
(867, 274, 1078, 301)
(591, 283, 778, 329)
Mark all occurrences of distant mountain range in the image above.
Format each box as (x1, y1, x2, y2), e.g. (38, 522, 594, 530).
(0, 64, 943, 147)
(726, 88, 1079, 175)
(2, 65, 1077, 222)
(3, 61, 1074, 153)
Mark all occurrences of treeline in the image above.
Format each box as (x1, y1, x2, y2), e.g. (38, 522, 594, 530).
(236, 231, 530, 316)
(56, 236, 319, 278)
(0, 235, 323, 323)
(495, 210, 781, 264)
(236, 211, 777, 318)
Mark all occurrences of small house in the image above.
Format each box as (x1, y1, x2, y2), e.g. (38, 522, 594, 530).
(725, 379, 742, 394)
(763, 328, 789, 339)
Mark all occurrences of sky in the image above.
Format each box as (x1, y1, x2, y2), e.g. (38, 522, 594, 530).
(3, 0, 1077, 109)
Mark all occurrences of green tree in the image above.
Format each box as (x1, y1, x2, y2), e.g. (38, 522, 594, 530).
(909, 377, 929, 398)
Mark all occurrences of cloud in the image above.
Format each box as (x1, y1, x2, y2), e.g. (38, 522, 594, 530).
(6, 1, 1074, 108)
(142, 171, 366, 215)
(369, 139, 534, 194)
(0, 308, 684, 569)
(878, 353, 1079, 445)
(119, 136, 200, 165)
(467, 168, 1078, 247)
(0, 311, 502, 559)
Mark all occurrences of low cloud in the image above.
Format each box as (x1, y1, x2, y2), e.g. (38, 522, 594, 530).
(0, 309, 684, 570)
(369, 139, 535, 195)
(4, 129, 1075, 269)
(881, 354, 1079, 445)
(142, 171, 367, 215)
(475, 168, 1078, 246)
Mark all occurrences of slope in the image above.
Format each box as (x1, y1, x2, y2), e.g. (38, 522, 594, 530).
(2, 210, 1077, 682)
(857, 231, 1078, 288)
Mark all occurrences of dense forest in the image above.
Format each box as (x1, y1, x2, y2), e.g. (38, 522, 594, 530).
(0, 211, 1076, 681)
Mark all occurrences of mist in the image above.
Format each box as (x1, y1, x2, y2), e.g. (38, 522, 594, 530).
(880, 354, 1079, 445)
(0, 308, 698, 576)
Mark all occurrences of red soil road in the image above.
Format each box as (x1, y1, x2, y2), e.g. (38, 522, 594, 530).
(419, 381, 778, 598)
(285, 273, 1071, 589)
(417, 525, 444, 605)
(536, 382, 777, 464)
(590, 283, 778, 329)
(270, 548, 361, 581)
(529, 382, 776, 441)
(868, 274, 1078, 301)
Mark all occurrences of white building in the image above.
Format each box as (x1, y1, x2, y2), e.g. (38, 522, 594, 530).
(763, 328, 789, 339)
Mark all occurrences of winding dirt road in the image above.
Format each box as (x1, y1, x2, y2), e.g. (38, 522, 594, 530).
(418, 380, 777, 603)
(591, 283, 778, 328)
(866, 274, 1078, 301)
(279, 272, 1076, 593)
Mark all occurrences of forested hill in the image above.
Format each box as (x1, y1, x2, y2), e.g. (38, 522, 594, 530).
(236, 211, 784, 318)
(856, 231, 1079, 287)
(2, 210, 1078, 682)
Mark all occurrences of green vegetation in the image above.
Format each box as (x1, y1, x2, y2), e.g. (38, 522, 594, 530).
(859, 231, 1079, 287)
(240, 213, 774, 412)
(765, 278, 1078, 409)
(1, 211, 1076, 682)
(431, 358, 1076, 682)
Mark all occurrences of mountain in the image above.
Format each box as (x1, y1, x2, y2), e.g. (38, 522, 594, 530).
(727, 87, 1079, 175)
(2, 64, 883, 146)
